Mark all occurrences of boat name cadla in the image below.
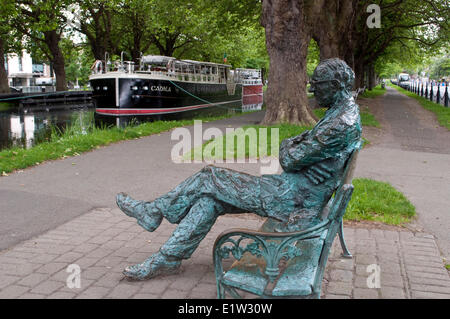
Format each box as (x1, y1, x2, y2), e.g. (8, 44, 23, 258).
(151, 85, 172, 92)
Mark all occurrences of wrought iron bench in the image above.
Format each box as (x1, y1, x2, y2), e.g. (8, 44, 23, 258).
(212, 151, 358, 299)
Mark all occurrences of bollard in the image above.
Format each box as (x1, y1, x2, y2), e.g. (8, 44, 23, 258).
(430, 83, 433, 102)
(436, 83, 441, 105)
(445, 84, 449, 107)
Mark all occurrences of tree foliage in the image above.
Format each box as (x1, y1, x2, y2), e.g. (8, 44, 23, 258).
(5, 0, 71, 90)
(0, 0, 448, 116)
(69, 0, 268, 69)
(352, 0, 449, 87)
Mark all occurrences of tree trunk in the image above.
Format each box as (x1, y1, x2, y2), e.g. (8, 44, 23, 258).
(312, 0, 358, 61)
(44, 30, 67, 91)
(354, 58, 365, 89)
(261, 0, 316, 125)
(92, 43, 106, 61)
(86, 28, 106, 61)
(314, 24, 341, 60)
(368, 64, 376, 90)
(0, 39, 9, 93)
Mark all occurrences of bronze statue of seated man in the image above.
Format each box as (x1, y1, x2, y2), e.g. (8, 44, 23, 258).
(116, 58, 362, 280)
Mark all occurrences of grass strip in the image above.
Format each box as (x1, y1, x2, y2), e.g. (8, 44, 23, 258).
(346, 178, 416, 225)
(390, 83, 450, 130)
(359, 84, 387, 99)
(189, 106, 377, 161)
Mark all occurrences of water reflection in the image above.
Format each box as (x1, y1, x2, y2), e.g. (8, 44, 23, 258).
(6, 114, 36, 149)
(0, 109, 94, 151)
(242, 94, 263, 112)
(93, 100, 246, 129)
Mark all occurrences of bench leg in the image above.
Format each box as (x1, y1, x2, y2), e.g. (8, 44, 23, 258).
(217, 283, 225, 299)
(338, 220, 352, 258)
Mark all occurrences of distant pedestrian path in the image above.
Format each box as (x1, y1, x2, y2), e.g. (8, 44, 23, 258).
(355, 86, 450, 260)
(374, 86, 450, 153)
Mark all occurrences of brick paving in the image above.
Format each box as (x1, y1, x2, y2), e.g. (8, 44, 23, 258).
(0, 207, 448, 299)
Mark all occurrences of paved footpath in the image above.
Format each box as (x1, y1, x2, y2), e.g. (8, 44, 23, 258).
(355, 87, 450, 261)
(0, 90, 449, 298)
(0, 207, 449, 299)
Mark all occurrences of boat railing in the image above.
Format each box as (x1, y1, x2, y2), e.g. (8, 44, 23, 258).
(92, 54, 232, 84)
(241, 79, 263, 85)
(125, 68, 225, 84)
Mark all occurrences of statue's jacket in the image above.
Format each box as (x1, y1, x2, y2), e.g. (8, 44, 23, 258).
(260, 98, 362, 223)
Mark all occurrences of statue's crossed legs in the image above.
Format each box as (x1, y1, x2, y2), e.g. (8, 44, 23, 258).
(116, 165, 267, 280)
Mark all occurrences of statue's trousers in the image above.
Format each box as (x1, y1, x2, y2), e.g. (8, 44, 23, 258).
(149, 165, 267, 259)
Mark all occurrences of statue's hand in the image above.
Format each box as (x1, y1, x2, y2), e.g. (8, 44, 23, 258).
(305, 163, 333, 184)
(280, 131, 309, 157)
(291, 131, 309, 144)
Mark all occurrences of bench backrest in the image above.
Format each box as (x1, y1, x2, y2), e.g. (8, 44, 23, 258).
(320, 147, 359, 220)
(339, 148, 359, 192)
(311, 183, 354, 292)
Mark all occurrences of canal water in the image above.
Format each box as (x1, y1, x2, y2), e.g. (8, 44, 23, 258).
(0, 97, 263, 152)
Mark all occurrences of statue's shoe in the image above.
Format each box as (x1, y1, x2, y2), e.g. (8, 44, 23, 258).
(116, 193, 163, 232)
(123, 253, 181, 280)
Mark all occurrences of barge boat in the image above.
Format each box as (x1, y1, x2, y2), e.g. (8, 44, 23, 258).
(89, 55, 251, 116)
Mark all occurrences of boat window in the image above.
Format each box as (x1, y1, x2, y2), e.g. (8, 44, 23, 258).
(219, 67, 225, 83)
(201, 65, 212, 75)
(140, 56, 171, 73)
(175, 62, 182, 73)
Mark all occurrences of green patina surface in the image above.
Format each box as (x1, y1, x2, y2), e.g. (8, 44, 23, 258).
(116, 59, 363, 290)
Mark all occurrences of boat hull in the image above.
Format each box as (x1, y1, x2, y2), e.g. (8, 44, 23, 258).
(90, 77, 242, 116)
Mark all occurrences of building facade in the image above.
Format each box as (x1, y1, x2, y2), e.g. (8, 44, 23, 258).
(5, 50, 54, 89)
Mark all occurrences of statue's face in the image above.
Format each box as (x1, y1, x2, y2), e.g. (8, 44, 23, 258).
(309, 75, 339, 107)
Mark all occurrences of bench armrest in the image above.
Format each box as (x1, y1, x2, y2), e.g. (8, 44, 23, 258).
(213, 220, 330, 283)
